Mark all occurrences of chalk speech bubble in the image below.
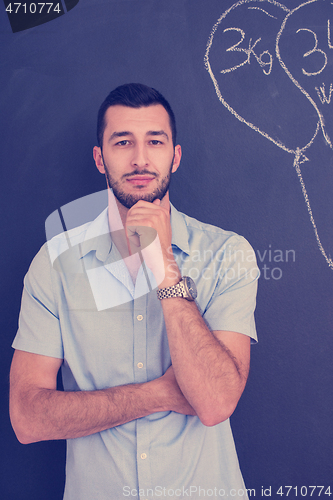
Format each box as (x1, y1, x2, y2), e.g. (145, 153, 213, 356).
(276, 0, 333, 151)
(205, 0, 333, 272)
(204, 0, 320, 156)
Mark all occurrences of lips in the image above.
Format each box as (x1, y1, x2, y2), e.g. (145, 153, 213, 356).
(126, 176, 156, 186)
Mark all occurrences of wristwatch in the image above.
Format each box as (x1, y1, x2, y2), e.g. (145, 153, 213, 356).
(157, 276, 197, 301)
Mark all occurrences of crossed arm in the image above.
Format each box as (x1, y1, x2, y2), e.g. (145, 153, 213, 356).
(161, 300, 250, 427)
(9, 349, 195, 444)
(10, 323, 249, 444)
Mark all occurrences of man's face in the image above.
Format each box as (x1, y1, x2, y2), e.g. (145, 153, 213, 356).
(94, 104, 181, 209)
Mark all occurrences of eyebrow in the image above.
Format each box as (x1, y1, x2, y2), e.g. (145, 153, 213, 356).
(108, 130, 169, 142)
(147, 130, 169, 141)
(109, 131, 132, 142)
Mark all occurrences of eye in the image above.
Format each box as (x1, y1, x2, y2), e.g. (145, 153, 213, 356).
(150, 139, 163, 145)
(115, 139, 131, 146)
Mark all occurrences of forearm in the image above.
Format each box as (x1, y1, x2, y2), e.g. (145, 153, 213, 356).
(161, 297, 249, 426)
(122, 200, 250, 426)
(11, 378, 168, 444)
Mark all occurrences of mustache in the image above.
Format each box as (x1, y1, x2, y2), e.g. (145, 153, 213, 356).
(122, 170, 158, 179)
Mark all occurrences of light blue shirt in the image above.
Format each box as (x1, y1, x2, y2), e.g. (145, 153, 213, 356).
(13, 202, 259, 500)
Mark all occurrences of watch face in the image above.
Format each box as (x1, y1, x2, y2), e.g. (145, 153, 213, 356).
(184, 276, 197, 300)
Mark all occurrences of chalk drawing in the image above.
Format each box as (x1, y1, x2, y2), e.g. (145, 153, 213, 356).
(205, 0, 333, 272)
(328, 19, 333, 49)
(315, 83, 333, 104)
(295, 28, 327, 76)
(220, 27, 274, 75)
(276, 0, 333, 149)
(248, 6, 278, 19)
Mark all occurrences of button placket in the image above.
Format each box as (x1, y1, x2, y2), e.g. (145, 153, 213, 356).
(136, 417, 152, 495)
(133, 293, 147, 383)
(133, 273, 152, 493)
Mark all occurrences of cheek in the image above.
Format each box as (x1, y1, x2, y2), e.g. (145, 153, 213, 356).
(150, 151, 174, 169)
(104, 153, 128, 173)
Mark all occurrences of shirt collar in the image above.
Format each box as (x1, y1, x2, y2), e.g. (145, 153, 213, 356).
(80, 207, 112, 263)
(79, 202, 190, 262)
(170, 203, 190, 256)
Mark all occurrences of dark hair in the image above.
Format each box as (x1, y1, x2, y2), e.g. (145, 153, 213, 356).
(97, 83, 177, 148)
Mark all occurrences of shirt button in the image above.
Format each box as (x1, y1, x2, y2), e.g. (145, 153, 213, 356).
(137, 314, 143, 321)
(137, 362, 144, 369)
(141, 453, 147, 460)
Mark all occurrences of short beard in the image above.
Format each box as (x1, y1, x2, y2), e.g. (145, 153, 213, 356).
(103, 157, 174, 209)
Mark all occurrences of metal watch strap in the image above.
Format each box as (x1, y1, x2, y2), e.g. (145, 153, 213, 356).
(157, 280, 186, 300)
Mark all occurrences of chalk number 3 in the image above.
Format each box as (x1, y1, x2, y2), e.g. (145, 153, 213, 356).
(221, 27, 273, 76)
(297, 21, 333, 76)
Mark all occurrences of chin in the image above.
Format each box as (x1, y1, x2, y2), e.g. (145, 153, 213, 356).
(125, 193, 162, 208)
(105, 170, 171, 209)
(112, 184, 169, 209)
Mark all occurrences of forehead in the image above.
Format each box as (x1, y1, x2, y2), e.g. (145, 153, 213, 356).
(103, 104, 171, 136)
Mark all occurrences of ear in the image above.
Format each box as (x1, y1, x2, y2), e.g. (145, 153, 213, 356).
(171, 144, 182, 173)
(93, 146, 105, 174)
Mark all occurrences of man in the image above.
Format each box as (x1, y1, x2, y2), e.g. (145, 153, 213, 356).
(10, 83, 259, 499)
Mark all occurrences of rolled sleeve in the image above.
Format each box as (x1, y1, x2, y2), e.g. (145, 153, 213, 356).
(203, 236, 259, 343)
(12, 244, 64, 359)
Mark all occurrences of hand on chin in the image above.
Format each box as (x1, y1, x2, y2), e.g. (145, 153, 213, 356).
(125, 199, 179, 286)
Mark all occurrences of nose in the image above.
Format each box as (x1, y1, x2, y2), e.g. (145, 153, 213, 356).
(131, 143, 149, 169)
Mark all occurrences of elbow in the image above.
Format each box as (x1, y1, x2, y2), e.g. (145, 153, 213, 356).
(10, 417, 35, 445)
(11, 420, 35, 445)
(198, 378, 248, 427)
(197, 401, 238, 427)
(11, 419, 40, 445)
(14, 431, 36, 445)
(198, 411, 233, 428)
(10, 405, 39, 445)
